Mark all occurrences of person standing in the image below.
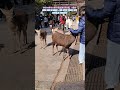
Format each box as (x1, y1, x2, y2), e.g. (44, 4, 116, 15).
(60, 15, 66, 31)
(59, 14, 63, 29)
(44, 16, 48, 28)
(39, 14, 44, 28)
(57, 14, 60, 25)
(86, 0, 120, 90)
(69, 10, 85, 82)
(49, 20, 53, 30)
(35, 14, 40, 30)
(76, 15, 80, 26)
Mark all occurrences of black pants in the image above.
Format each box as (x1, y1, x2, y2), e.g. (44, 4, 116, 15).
(44, 22, 48, 28)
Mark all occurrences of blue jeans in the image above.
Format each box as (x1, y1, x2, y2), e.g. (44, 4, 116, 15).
(105, 39, 120, 89)
(79, 43, 85, 64)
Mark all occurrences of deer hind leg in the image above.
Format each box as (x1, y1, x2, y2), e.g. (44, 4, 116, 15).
(64, 48, 70, 60)
(43, 39, 47, 49)
(56, 44, 58, 53)
(52, 42, 55, 55)
(43, 37, 47, 49)
(59, 47, 63, 55)
(17, 30, 21, 51)
(76, 36, 79, 44)
(40, 37, 43, 49)
(23, 25, 28, 45)
(63, 48, 66, 60)
(45, 36, 47, 46)
(12, 32, 17, 52)
(42, 38, 44, 48)
(75, 36, 78, 45)
(63, 48, 71, 60)
(67, 48, 72, 59)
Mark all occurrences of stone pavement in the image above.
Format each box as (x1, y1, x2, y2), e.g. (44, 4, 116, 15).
(86, 22, 120, 90)
(35, 27, 85, 90)
(0, 20, 35, 90)
(54, 41, 85, 90)
(35, 28, 64, 90)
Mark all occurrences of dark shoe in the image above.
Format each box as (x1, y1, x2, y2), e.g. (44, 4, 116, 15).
(106, 88, 114, 90)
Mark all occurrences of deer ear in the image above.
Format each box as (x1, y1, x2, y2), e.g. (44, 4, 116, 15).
(0, 8, 7, 15)
(10, 7, 13, 12)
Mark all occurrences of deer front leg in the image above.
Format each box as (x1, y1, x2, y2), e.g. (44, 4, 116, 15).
(67, 48, 72, 59)
(43, 38, 47, 49)
(63, 48, 67, 60)
(12, 32, 17, 53)
(40, 37, 43, 49)
(63, 48, 71, 60)
(52, 43, 55, 55)
(17, 30, 21, 51)
(66, 48, 71, 59)
(45, 37, 47, 45)
(56, 45, 58, 53)
(75, 36, 78, 45)
(23, 30, 28, 45)
(59, 47, 63, 55)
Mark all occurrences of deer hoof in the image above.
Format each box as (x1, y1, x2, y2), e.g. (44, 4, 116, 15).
(13, 50, 20, 53)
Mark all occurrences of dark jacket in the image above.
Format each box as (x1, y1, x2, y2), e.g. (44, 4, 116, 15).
(86, 0, 120, 44)
(69, 16, 85, 44)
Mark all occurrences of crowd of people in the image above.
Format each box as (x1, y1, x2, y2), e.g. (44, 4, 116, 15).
(35, 13, 80, 31)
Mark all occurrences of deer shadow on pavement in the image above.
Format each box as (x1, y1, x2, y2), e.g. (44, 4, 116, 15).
(85, 53, 106, 76)
(20, 41, 36, 54)
(0, 44, 5, 52)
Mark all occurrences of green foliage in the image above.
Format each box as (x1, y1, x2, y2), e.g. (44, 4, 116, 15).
(67, 11, 77, 17)
(35, 0, 53, 7)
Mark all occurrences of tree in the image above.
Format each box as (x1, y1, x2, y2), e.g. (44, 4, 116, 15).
(35, 0, 53, 7)
(35, 0, 53, 12)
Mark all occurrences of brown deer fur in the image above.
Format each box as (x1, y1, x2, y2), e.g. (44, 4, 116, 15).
(0, 8, 28, 52)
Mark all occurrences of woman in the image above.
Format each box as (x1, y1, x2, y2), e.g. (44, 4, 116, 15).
(86, 0, 120, 90)
(69, 8, 85, 81)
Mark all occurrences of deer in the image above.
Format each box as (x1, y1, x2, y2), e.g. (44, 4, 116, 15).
(0, 7, 28, 53)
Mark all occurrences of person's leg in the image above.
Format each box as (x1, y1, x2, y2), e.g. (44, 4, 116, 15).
(47, 22, 48, 27)
(79, 43, 85, 81)
(105, 39, 120, 89)
(61, 24, 64, 32)
(63, 24, 65, 31)
(44, 22, 46, 28)
(59, 23, 61, 29)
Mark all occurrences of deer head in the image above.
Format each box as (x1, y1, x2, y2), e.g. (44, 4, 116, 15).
(0, 8, 14, 21)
